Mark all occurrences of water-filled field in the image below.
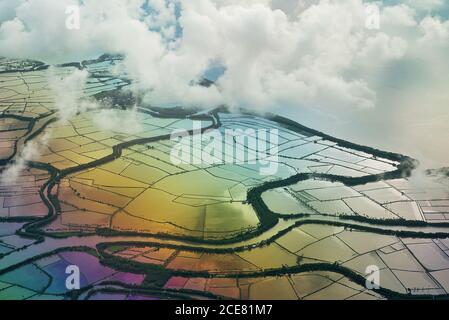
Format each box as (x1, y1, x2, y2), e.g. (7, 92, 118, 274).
(1, 57, 449, 300)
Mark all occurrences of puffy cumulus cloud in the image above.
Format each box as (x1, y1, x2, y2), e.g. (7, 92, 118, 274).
(419, 16, 449, 45)
(0, 0, 155, 63)
(0, 0, 24, 21)
(0, 132, 50, 186)
(0, 0, 413, 111)
(47, 67, 98, 122)
(125, 0, 442, 113)
(0, 0, 448, 166)
(92, 109, 143, 134)
(358, 33, 408, 61)
(144, 0, 178, 39)
(381, 4, 417, 27)
(172, 0, 411, 111)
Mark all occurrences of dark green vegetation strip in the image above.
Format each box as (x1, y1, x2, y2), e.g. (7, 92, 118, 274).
(95, 242, 449, 300)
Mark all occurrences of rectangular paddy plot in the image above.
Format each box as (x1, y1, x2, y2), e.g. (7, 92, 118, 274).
(0, 61, 128, 118)
(0, 167, 49, 218)
(0, 117, 29, 160)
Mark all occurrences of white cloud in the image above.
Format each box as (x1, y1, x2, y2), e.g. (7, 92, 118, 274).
(0, 0, 25, 21)
(92, 109, 143, 134)
(382, 4, 417, 27)
(47, 67, 96, 123)
(0, 0, 410, 111)
(0, 132, 49, 186)
(358, 33, 408, 61)
(0, 0, 448, 166)
(419, 16, 449, 45)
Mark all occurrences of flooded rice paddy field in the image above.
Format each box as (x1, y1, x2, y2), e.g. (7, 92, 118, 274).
(0, 57, 449, 300)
